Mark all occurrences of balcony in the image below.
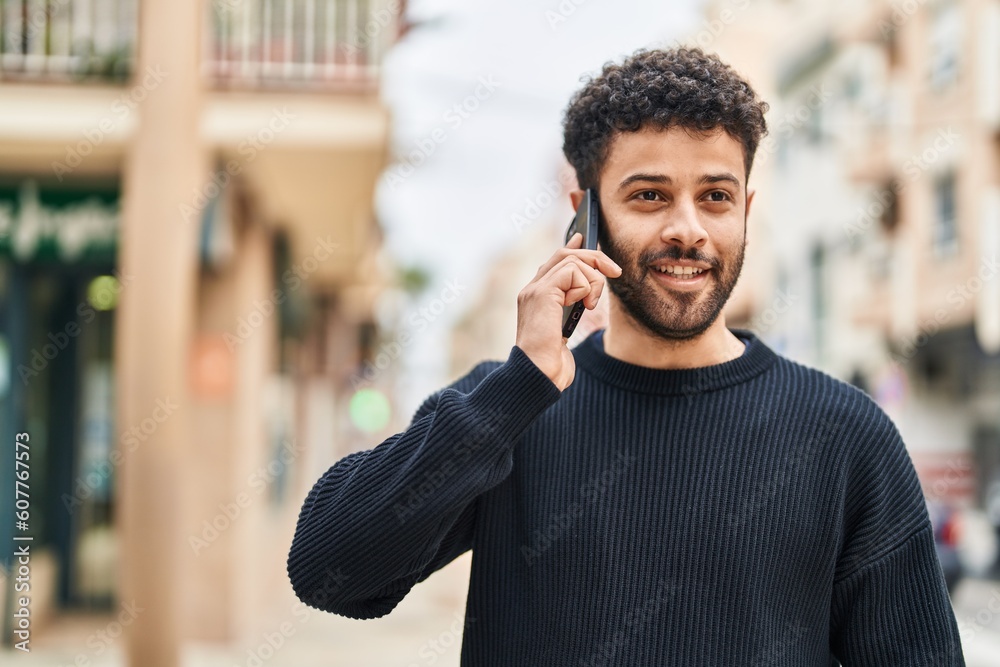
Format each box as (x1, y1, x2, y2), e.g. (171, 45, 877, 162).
(0, 0, 395, 89)
(0, 0, 137, 82)
(204, 0, 394, 91)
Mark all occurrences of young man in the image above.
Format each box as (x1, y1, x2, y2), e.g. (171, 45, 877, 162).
(287, 47, 965, 665)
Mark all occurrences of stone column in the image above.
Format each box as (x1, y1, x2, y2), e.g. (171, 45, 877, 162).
(115, 0, 207, 665)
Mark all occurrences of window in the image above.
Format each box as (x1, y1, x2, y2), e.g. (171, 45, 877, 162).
(810, 242, 826, 359)
(928, 2, 962, 90)
(932, 171, 959, 256)
(880, 180, 900, 233)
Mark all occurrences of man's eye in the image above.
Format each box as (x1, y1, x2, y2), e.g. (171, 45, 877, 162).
(638, 191, 660, 201)
(705, 191, 731, 202)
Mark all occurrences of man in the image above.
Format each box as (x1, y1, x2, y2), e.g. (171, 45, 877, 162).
(287, 47, 965, 665)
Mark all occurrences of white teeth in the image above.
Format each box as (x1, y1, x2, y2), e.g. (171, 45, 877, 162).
(656, 265, 705, 276)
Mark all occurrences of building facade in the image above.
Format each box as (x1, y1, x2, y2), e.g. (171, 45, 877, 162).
(708, 0, 1000, 540)
(0, 1, 399, 664)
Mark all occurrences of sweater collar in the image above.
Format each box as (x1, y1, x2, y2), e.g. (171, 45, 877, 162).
(574, 327, 778, 396)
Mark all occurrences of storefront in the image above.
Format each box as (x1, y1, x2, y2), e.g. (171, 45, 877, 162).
(1, 176, 122, 616)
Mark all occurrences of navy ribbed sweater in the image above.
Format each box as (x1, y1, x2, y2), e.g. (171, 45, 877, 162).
(287, 328, 965, 666)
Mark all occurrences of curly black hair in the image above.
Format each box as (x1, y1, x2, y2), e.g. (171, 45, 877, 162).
(562, 46, 769, 190)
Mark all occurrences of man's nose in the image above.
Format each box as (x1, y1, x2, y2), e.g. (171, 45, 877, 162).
(659, 199, 708, 249)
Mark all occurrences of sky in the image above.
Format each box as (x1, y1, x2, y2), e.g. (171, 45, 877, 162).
(374, 0, 702, 414)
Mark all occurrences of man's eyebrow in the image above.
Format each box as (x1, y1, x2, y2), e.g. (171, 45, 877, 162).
(617, 173, 671, 191)
(700, 172, 742, 189)
(617, 171, 743, 191)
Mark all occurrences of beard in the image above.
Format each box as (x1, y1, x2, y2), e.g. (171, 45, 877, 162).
(598, 222, 745, 341)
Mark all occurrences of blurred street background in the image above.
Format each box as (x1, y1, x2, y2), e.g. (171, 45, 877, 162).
(1, 0, 1000, 665)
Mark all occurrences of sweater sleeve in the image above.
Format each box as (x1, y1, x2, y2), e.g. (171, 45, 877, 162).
(286, 345, 562, 619)
(828, 407, 965, 666)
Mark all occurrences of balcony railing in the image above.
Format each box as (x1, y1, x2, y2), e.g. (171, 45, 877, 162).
(0, 0, 137, 82)
(0, 0, 394, 88)
(205, 0, 394, 90)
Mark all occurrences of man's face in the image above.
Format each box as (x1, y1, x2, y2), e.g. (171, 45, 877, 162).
(591, 125, 753, 340)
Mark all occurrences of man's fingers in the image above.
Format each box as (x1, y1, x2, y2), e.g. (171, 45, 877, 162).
(534, 245, 622, 282)
(568, 249, 621, 278)
(561, 263, 592, 307)
(599, 253, 623, 277)
(587, 276, 604, 309)
(533, 233, 582, 279)
(565, 259, 604, 309)
(549, 256, 606, 308)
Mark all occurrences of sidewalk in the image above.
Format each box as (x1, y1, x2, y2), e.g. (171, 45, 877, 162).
(185, 553, 473, 667)
(952, 576, 1000, 667)
(6, 561, 999, 666)
(2, 553, 474, 667)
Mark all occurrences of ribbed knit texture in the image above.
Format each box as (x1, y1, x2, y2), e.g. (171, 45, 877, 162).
(287, 328, 965, 666)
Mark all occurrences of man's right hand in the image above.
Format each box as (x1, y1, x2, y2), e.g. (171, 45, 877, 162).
(515, 232, 622, 391)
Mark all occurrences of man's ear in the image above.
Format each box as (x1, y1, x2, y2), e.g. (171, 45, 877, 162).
(569, 188, 585, 211)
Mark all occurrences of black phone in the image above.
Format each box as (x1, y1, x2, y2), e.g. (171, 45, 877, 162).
(561, 188, 600, 339)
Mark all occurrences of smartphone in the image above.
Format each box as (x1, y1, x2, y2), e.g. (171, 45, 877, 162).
(561, 188, 600, 339)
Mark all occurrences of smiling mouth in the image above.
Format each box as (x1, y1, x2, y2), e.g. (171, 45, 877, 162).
(651, 264, 711, 281)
